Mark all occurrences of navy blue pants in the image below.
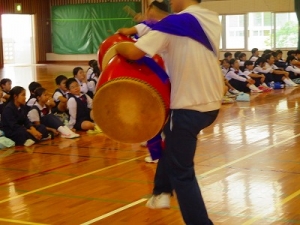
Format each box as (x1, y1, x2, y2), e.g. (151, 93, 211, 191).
(153, 109, 219, 225)
(41, 114, 63, 129)
(7, 125, 48, 145)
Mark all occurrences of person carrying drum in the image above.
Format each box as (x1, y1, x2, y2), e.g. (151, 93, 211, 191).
(116, 0, 223, 224)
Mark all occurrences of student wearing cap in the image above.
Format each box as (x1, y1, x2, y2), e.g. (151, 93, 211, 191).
(116, 0, 223, 224)
(118, 1, 169, 38)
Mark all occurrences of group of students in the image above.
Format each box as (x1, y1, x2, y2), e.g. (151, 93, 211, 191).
(0, 62, 102, 147)
(220, 48, 299, 103)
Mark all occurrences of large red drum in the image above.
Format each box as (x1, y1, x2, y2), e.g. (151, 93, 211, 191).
(93, 54, 170, 143)
(98, 33, 134, 71)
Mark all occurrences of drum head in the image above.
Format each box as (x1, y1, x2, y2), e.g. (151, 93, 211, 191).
(101, 41, 133, 71)
(93, 78, 166, 143)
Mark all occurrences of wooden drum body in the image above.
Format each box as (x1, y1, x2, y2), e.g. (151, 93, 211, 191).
(93, 54, 170, 143)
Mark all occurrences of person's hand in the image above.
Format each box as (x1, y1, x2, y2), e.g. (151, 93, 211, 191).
(46, 98, 55, 107)
(29, 129, 42, 140)
(50, 128, 59, 136)
(247, 79, 255, 85)
(117, 28, 128, 35)
(133, 13, 145, 22)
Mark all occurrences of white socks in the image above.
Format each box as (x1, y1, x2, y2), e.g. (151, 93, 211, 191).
(249, 84, 262, 92)
(284, 78, 298, 86)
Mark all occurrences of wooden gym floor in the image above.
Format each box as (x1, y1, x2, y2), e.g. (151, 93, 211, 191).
(0, 64, 300, 225)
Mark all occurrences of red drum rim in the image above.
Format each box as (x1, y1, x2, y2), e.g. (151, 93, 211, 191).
(101, 41, 133, 70)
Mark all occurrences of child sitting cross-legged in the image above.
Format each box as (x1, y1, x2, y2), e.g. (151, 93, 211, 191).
(66, 78, 101, 133)
(2, 86, 49, 146)
(27, 87, 79, 139)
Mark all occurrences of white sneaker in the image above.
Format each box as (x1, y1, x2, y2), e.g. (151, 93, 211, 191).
(24, 139, 35, 147)
(145, 156, 159, 163)
(61, 133, 80, 139)
(225, 91, 236, 98)
(251, 89, 263, 93)
(229, 89, 240, 95)
(146, 193, 171, 209)
(41, 134, 52, 141)
(286, 83, 298, 87)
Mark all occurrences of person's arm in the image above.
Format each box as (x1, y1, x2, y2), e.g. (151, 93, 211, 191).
(86, 94, 93, 109)
(67, 97, 77, 129)
(27, 108, 40, 125)
(27, 126, 42, 140)
(80, 82, 88, 94)
(254, 67, 273, 74)
(53, 91, 67, 103)
(246, 71, 265, 79)
(2, 93, 10, 100)
(116, 31, 169, 60)
(118, 27, 138, 36)
(226, 71, 247, 82)
(115, 42, 146, 60)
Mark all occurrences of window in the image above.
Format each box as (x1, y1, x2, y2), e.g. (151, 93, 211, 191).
(220, 12, 296, 50)
(226, 15, 245, 49)
(248, 12, 273, 50)
(275, 13, 297, 48)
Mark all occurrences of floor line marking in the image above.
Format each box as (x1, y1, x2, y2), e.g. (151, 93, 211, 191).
(0, 218, 49, 225)
(241, 188, 300, 225)
(196, 133, 300, 179)
(0, 154, 148, 204)
(80, 198, 147, 225)
(80, 134, 300, 224)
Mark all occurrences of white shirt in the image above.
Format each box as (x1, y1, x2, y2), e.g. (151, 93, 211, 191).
(239, 61, 245, 67)
(27, 102, 49, 122)
(249, 56, 258, 62)
(53, 89, 68, 103)
(87, 74, 99, 94)
(67, 94, 93, 128)
(221, 67, 229, 76)
(265, 62, 279, 70)
(27, 98, 37, 107)
(135, 23, 152, 38)
(75, 78, 88, 94)
(225, 69, 247, 82)
(135, 5, 223, 112)
(253, 65, 273, 74)
(86, 67, 93, 80)
(285, 65, 300, 74)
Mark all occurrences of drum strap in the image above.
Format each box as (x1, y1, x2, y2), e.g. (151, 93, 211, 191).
(152, 13, 215, 56)
(136, 56, 169, 83)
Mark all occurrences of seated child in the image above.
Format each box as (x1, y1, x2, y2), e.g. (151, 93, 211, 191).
(87, 65, 101, 96)
(52, 75, 69, 114)
(2, 86, 49, 146)
(66, 78, 101, 133)
(86, 59, 98, 80)
(0, 78, 12, 101)
(243, 60, 272, 91)
(73, 67, 88, 95)
(225, 59, 262, 93)
(26, 81, 56, 113)
(28, 87, 79, 139)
